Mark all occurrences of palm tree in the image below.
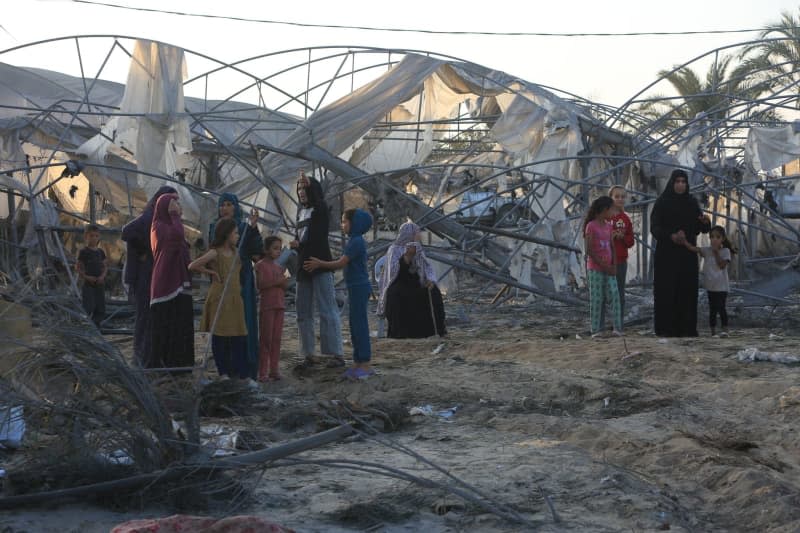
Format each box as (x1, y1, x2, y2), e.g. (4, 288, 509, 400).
(635, 53, 777, 140)
(741, 8, 800, 108)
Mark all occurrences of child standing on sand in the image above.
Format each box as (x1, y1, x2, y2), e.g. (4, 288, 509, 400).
(190, 218, 249, 380)
(256, 236, 288, 382)
(304, 208, 374, 379)
(685, 225, 734, 337)
(584, 196, 622, 338)
(77, 224, 107, 326)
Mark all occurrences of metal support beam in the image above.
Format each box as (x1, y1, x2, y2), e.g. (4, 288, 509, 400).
(300, 143, 512, 270)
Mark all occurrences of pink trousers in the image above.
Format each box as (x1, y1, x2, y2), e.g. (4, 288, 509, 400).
(258, 307, 284, 380)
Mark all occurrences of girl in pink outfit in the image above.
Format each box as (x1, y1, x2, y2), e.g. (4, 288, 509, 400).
(583, 195, 622, 337)
(256, 236, 288, 381)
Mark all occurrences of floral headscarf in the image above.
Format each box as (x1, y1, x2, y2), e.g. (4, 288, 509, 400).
(376, 222, 437, 316)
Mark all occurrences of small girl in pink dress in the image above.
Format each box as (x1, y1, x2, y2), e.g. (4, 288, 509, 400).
(583, 195, 622, 337)
(255, 236, 289, 381)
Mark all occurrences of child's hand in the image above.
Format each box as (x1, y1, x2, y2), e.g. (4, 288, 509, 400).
(303, 257, 320, 272)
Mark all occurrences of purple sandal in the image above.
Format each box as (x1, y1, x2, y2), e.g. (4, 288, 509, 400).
(349, 367, 376, 380)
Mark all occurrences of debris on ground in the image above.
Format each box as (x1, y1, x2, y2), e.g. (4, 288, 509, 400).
(736, 347, 800, 364)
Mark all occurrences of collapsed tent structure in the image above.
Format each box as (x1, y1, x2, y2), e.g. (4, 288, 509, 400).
(2, 34, 800, 525)
(0, 35, 799, 307)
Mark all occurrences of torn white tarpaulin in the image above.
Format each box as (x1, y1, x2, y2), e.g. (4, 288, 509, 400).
(21, 197, 58, 250)
(224, 55, 445, 209)
(0, 62, 121, 127)
(350, 69, 473, 174)
(77, 40, 199, 222)
(0, 128, 26, 173)
(745, 125, 800, 181)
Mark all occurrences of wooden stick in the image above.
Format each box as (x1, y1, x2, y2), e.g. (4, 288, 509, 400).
(427, 286, 439, 337)
(489, 284, 509, 305)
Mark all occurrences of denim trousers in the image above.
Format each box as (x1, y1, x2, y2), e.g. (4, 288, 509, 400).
(296, 271, 344, 358)
(347, 283, 372, 363)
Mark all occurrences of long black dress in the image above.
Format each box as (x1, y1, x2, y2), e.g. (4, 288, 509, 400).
(386, 259, 446, 338)
(650, 175, 710, 337)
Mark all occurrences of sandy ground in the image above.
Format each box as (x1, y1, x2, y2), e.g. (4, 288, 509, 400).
(2, 296, 800, 532)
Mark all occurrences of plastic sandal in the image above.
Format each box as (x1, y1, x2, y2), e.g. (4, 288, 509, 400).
(350, 367, 376, 380)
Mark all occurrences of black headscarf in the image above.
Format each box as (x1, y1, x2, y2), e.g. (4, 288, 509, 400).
(297, 175, 326, 209)
(650, 169, 705, 246)
(295, 175, 332, 278)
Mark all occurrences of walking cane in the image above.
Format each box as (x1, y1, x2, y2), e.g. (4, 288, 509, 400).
(427, 285, 439, 337)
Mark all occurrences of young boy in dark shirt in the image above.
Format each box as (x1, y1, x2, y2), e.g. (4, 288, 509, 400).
(77, 224, 107, 325)
(304, 208, 374, 379)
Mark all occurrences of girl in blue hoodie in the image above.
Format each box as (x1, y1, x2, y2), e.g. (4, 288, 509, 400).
(304, 208, 374, 379)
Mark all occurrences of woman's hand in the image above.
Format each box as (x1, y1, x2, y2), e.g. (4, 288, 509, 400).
(303, 257, 321, 272)
(671, 231, 686, 245)
(248, 208, 258, 227)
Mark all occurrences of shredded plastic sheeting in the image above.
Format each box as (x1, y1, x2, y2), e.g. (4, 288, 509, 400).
(736, 347, 800, 364)
(746, 124, 800, 182)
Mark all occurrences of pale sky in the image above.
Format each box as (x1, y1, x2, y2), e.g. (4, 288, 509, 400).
(3, 0, 800, 108)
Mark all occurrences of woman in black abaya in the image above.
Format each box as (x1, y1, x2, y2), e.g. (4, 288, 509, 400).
(651, 169, 711, 337)
(377, 222, 446, 338)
